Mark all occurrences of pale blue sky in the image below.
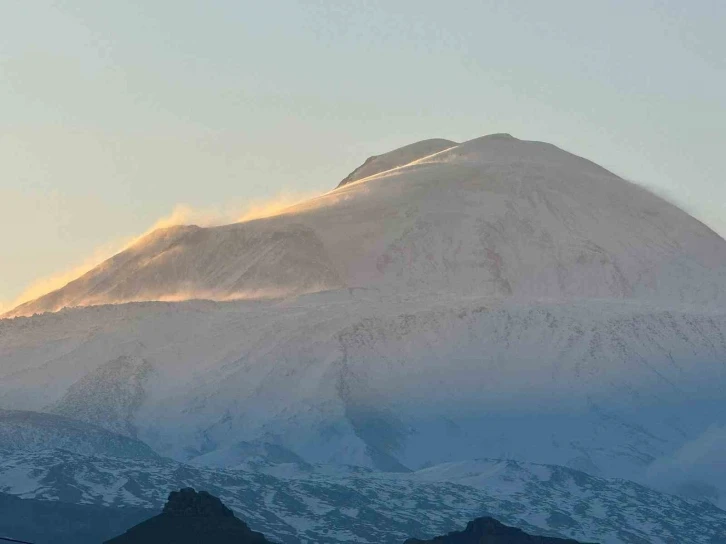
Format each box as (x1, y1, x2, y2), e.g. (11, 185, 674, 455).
(1, 0, 724, 309)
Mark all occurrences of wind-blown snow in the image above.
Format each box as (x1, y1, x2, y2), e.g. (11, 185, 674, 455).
(7, 133, 726, 315)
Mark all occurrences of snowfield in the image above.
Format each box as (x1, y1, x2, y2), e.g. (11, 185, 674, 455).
(1, 134, 726, 542)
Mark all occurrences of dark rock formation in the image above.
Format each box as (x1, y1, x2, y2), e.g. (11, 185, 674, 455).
(105, 488, 270, 544)
(161, 487, 235, 518)
(405, 517, 597, 544)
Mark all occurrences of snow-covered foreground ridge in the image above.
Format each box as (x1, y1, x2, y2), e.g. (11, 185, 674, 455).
(7, 133, 726, 316)
(1, 449, 725, 544)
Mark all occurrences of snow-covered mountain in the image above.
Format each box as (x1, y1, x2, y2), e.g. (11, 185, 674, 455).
(1, 134, 726, 537)
(1, 449, 724, 544)
(7, 133, 726, 316)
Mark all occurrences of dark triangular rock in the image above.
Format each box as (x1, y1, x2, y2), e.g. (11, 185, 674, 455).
(104, 487, 270, 544)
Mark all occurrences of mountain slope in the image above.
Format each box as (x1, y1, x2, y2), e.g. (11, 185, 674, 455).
(1, 296, 725, 502)
(7, 133, 726, 316)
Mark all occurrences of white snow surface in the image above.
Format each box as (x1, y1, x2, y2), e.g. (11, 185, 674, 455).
(1, 295, 725, 506)
(1, 134, 726, 516)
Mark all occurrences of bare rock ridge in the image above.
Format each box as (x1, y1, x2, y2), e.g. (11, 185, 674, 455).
(105, 488, 270, 544)
(405, 517, 597, 544)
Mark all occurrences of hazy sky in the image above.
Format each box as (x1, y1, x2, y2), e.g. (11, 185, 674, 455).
(1, 1, 724, 311)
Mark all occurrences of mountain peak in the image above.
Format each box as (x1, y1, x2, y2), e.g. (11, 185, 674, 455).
(337, 138, 457, 188)
(162, 488, 235, 518)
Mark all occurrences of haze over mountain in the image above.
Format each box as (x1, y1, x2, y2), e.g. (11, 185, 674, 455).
(2, 134, 726, 538)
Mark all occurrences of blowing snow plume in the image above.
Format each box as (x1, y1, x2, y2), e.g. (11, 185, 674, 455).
(7, 133, 726, 318)
(3, 192, 328, 317)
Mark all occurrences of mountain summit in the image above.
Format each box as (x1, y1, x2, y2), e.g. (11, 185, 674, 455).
(105, 488, 270, 544)
(8, 133, 726, 317)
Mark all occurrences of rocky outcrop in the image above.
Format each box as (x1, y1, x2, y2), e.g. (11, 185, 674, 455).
(104, 488, 270, 544)
(405, 517, 597, 544)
